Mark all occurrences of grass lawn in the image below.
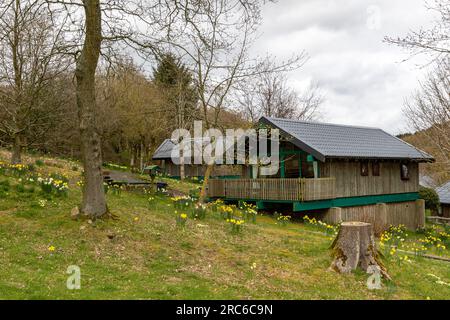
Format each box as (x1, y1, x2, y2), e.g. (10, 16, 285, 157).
(0, 151, 449, 300)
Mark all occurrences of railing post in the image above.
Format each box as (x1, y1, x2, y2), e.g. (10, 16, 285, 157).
(224, 179, 227, 197)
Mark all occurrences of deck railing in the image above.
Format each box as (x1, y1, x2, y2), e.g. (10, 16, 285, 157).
(207, 177, 336, 202)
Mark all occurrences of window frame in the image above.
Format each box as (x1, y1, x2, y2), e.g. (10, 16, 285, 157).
(372, 162, 380, 176)
(400, 163, 410, 181)
(360, 161, 369, 177)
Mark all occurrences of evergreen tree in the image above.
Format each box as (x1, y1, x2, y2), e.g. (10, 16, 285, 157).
(153, 54, 198, 131)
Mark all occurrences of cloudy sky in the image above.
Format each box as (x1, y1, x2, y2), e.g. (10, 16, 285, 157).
(252, 0, 437, 134)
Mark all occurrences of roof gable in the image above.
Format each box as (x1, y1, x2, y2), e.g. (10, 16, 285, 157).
(436, 182, 450, 204)
(259, 116, 434, 162)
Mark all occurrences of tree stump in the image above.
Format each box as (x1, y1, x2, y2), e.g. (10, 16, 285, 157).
(330, 222, 390, 280)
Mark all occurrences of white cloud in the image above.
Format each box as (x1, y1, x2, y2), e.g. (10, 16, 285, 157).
(252, 0, 438, 134)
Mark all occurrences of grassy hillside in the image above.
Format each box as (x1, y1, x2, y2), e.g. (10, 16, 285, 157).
(0, 150, 449, 300)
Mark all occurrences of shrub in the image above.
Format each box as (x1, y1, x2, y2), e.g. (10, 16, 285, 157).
(35, 159, 44, 167)
(419, 187, 440, 214)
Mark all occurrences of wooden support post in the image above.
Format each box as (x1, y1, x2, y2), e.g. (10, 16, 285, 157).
(328, 207, 342, 225)
(256, 201, 265, 210)
(376, 203, 388, 235)
(280, 154, 285, 178)
(415, 199, 425, 229)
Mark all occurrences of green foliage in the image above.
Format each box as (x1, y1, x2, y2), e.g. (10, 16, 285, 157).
(0, 179, 10, 191)
(49, 173, 69, 183)
(35, 159, 44, 167)
(191, 203, 207, 220)
(153, 53, 198, 128)
(15, 184, 26, 193)
(419, 187, 440, 213)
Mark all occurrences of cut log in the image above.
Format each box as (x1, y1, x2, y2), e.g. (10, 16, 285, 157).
(330, 221, 390, 280)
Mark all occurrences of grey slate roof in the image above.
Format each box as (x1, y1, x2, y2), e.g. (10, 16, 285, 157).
(152, 139, 175, 160)
(152, 138, 207, 160)
(436, 182, 450, 205)
(419, 175, 437, 188)
(259, 116, 434, 162)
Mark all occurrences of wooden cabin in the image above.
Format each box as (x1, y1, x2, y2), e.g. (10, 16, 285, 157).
(152, 138, 242, 179)
(207, 117, 435, 232)
(436, 182, 450, 218)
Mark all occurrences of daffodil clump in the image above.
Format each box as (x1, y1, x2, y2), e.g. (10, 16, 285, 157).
(171, 195, 194, 210)
(191, 203, 207, 220)
(227, 217, 245, 234)
(209, 198, 224, 213)
(380, 225, 406, 252)
(275, 212, 291, 226)
(240, 202, 258, 223)
(176, 212, 188, 227)
(37, 176, 69, 197)
(0, 161, 30, 177)
(303, 215, 339, 236)
(218, 204, 235, 220)
(417, 225, 448, 252)
(103, 183, 124, 195)
(380, 224, 449, 260)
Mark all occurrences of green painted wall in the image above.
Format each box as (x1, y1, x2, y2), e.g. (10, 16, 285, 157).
(214, 192, 420, 212)
(292, 192, 419, 212)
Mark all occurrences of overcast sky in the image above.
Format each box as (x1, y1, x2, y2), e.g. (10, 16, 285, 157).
(252, 0, 437, 134)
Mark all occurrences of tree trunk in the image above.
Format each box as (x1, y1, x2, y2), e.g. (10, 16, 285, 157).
(130, 145, 135, 168)
(198, 164, 213, 203)
(180, 156, 185, 180)
(75, 0, 106, 218)
(330, 222, 390, 280)
(11, 132, 22, 164)
(140, 140, 144, 172)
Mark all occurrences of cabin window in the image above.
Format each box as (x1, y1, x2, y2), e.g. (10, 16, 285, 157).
(400, 163, 410, 180)
(360, 161, 369, 176)
(372, 162, 380, 176)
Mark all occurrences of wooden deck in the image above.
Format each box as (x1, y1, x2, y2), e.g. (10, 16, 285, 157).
(207, 177, 336, 202)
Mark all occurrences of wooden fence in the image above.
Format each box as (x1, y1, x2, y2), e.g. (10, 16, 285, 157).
(207, 177, 336, 201)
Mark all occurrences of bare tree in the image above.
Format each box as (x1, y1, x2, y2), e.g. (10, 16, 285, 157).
(386, 0, 449, 183)
(237, 69, 322, 123)
(159, 1, 306, 201)
(385, 0, 449, 64)
(0, 0, 68, 164)
(44, 0, 165, 218)
(41, 0, 303, 214)
(403, 60, 450, 180)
